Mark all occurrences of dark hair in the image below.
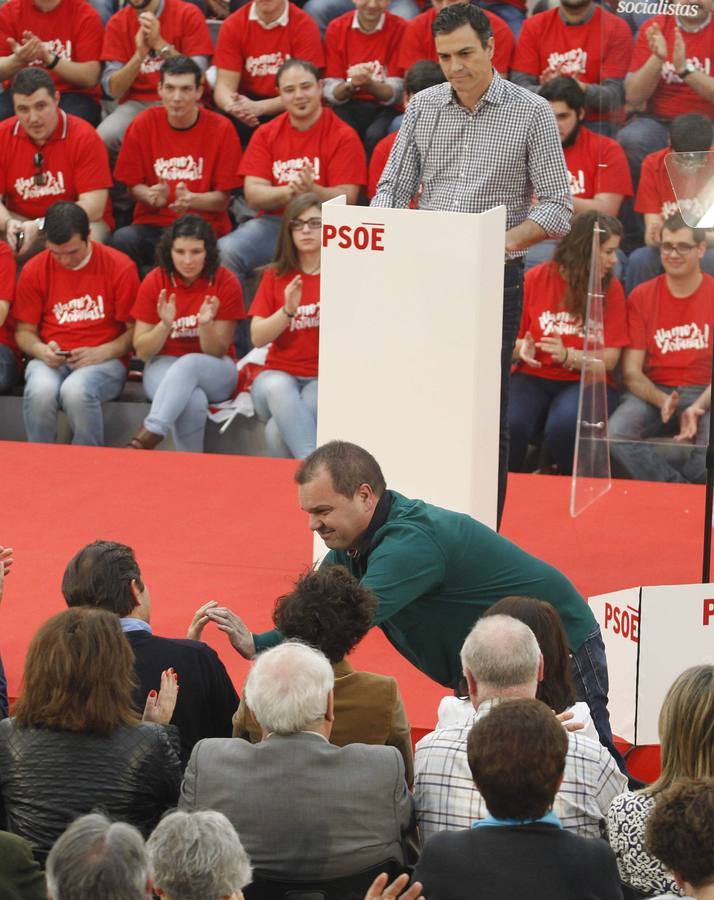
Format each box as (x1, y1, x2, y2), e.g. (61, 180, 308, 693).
(552, 211, 623, 321)
(404, 60, 446, 97)
(646, 778, 714, 889)
(11, 67, 56, 97)
(295, 441, 386, 498)
(467, 698, 567, 820)
(484, 596, 576, 713)
(270, 193, 322, 278)
(662, 211, 705, 245)
(155, 214, 220, 281)
(13, 608, 140, 736)
(670, 113, 713, 153)
(539, 75, 585, 114)
(276, 58, 320, 88)
(62, 540, 144, 618)
(273, 566, 378, 663)
(160, 54, 202, 87)
(432, 4, 492, 47)
(45, 201, 90, 244)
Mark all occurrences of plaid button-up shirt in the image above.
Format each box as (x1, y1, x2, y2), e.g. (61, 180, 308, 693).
(414, 699, 627, 843)
(371, 74, 572, 257)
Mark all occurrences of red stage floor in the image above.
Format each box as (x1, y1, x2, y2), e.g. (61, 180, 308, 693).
(1, 441, 707, 757)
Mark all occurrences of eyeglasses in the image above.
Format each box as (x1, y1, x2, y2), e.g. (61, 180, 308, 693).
(660, 241, 698, 256)
(33, 152, 45, 186)
(289, 217, 322, 232)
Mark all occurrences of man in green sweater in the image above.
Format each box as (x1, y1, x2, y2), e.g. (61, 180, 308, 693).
(211, 440, 622, 768)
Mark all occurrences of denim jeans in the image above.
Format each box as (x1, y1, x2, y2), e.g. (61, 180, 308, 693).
(0, 344, 19, 394)
(625, 246, 714, 295)
(143, 353, 237, 453)
(609, 385, 709, 483)
(476, 0, 526, 37)
(498, 262, 524, 528)
(23, 358, 126, 445)
(570, 625, 627, 773)
(303, 0, 418, 34)
(218, 216, 282, 300)
(251, 369, 318, 459)
(616, 116, 669, 185)
(110, 224, 163, 277)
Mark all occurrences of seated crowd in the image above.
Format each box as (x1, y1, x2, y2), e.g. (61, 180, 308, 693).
(1, 541, 713, 900)
(0, 0, 712, 479)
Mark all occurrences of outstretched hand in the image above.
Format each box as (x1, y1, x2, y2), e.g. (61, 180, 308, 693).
(143, 667, 179, 725)
(186, 600, 219, 640)
(364, 873, 424, 900)
(205, 607, 256, 659)
(0, 545, 13, 605)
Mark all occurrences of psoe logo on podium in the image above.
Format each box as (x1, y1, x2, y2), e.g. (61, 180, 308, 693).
(322, 222, 385, 252)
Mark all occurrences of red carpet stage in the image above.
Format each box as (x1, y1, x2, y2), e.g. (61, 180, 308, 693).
(2, 441, 704, 773)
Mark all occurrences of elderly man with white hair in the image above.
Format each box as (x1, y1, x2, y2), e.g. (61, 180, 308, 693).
(179, 641, 414, 881)
(414, 615, 627, 842)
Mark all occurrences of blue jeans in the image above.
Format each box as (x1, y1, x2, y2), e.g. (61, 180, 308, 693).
(626, 246, 714, 295)
(303, 0, 418, 33)
(23, 358, 126, 445)
(476, 0, 525, 37)
(0, 344, 19, 393)
(616, 116, 669, 185)
(609, 385, 709, 483)
(508, 374, 619, 476)
(570, 625, 627, 773)
(251, 369, 318, 459)
(218, 216, 282, 300)
(110, 224, 163, 277)
(498, 262, 525, 528)
(143, 354, 237, 453)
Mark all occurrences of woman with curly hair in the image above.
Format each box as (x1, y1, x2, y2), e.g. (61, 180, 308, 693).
(508, 211, 628, 475)
(128, 214, 246, 451)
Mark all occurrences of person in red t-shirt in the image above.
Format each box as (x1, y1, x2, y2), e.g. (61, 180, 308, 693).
(219, 59, 367, 297)
(509, 211, 628, 475)
(111, 56, 243, 275)
(129, 215, 246, 452)
(213, 0, 324, 146)
(525, 77, 632, 271)
(627, 113, 714, 294)
(619, 2, 714, 180)
(0, 242, 19, 392)
(0, 68, 112, 261)
(323, 0, 405, 154)
(13, 202, 138, 446)
(98, 0, 213, 162)
(610, 212, 713, 483)
(511, 0, 632, 135)
(0, 0, 103, 126)
(250, 193, 321, 458)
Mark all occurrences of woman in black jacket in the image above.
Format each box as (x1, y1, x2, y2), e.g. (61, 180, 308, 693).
(0, 607, 181, 864)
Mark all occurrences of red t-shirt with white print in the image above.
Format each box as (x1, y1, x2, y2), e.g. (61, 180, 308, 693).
(627, 273, 714, 386)
(628, 15, 714, 120)
(14, 242, 138, 353)
(564, 125, 632, 199)
(398, 6, 513, 75)
(325, 11, 405, 103)
(251, 267, 320, 376)
(635, 145, 713, 221)
(114, 106, 242, 235)
(515, 261, 629, 382)
(132, 265, 246, 358)
(0, 0, 104, 97)
(239, 108, 366, 216)
(101, 0, 213, 103)
(213, 1, 324, 101)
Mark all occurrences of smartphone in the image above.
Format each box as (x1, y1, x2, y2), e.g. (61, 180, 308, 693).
(55, 350, 72, 357)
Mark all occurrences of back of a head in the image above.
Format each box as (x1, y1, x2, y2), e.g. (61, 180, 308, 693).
(46, 813, 148, 900)
(273, 566, 378, 664)
(467, 698, 568, 820)
(460, 615, 540, 693)
(295, 440, 386, 498)
(670, 113, 713, 153)
(404, 60, 446, 97)
(539, 75, 585, 113)
(45, 201, 90, 244)
(62, 540, 142, 617)
(244, 641, 335, 734)
(646, 778, 714, 892)
(147, 810, 252, 900)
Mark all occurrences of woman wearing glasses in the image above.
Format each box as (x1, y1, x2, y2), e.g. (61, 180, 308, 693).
(250, 194, 321, 459)
(128, 214, 245, 451)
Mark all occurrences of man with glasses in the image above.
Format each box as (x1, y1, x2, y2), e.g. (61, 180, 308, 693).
(0, 68, 111, 261)
(609, 212, 713, 483)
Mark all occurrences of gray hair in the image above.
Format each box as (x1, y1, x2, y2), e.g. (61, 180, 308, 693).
(244, 640, 335, 734)
(461, 615, 541, 689)
(46, 813, 148, 900)
(147, 810, 252, 900)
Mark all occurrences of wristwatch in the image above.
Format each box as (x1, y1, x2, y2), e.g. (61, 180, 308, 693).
(677, 61, 697, 79)
(159, 44, 174, 59)
(46, 52, 61, 69)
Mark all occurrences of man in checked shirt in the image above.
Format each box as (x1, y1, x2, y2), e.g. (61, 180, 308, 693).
(372, 2, 572, 527)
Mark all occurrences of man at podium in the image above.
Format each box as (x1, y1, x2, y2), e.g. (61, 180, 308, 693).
(371, 3, 571, 525)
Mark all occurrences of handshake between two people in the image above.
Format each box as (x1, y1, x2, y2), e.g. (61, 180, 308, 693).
(186, 601, 256, 660)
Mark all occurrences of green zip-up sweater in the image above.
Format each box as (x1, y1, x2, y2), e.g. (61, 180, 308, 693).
(254, 490, 596, 688)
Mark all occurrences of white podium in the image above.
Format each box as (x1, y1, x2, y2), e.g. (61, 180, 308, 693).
(317, 196, 506, 530)
(589, 583, 714, 745)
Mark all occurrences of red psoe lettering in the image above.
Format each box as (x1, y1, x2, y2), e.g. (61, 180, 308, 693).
(322, 224, 336, 247)
(371, 226, 385, 251)
(353, 226, 369, 250)
(604, 603, 613, 629)
(704, 598, 714, 626)
(338, 225, 352, 248)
